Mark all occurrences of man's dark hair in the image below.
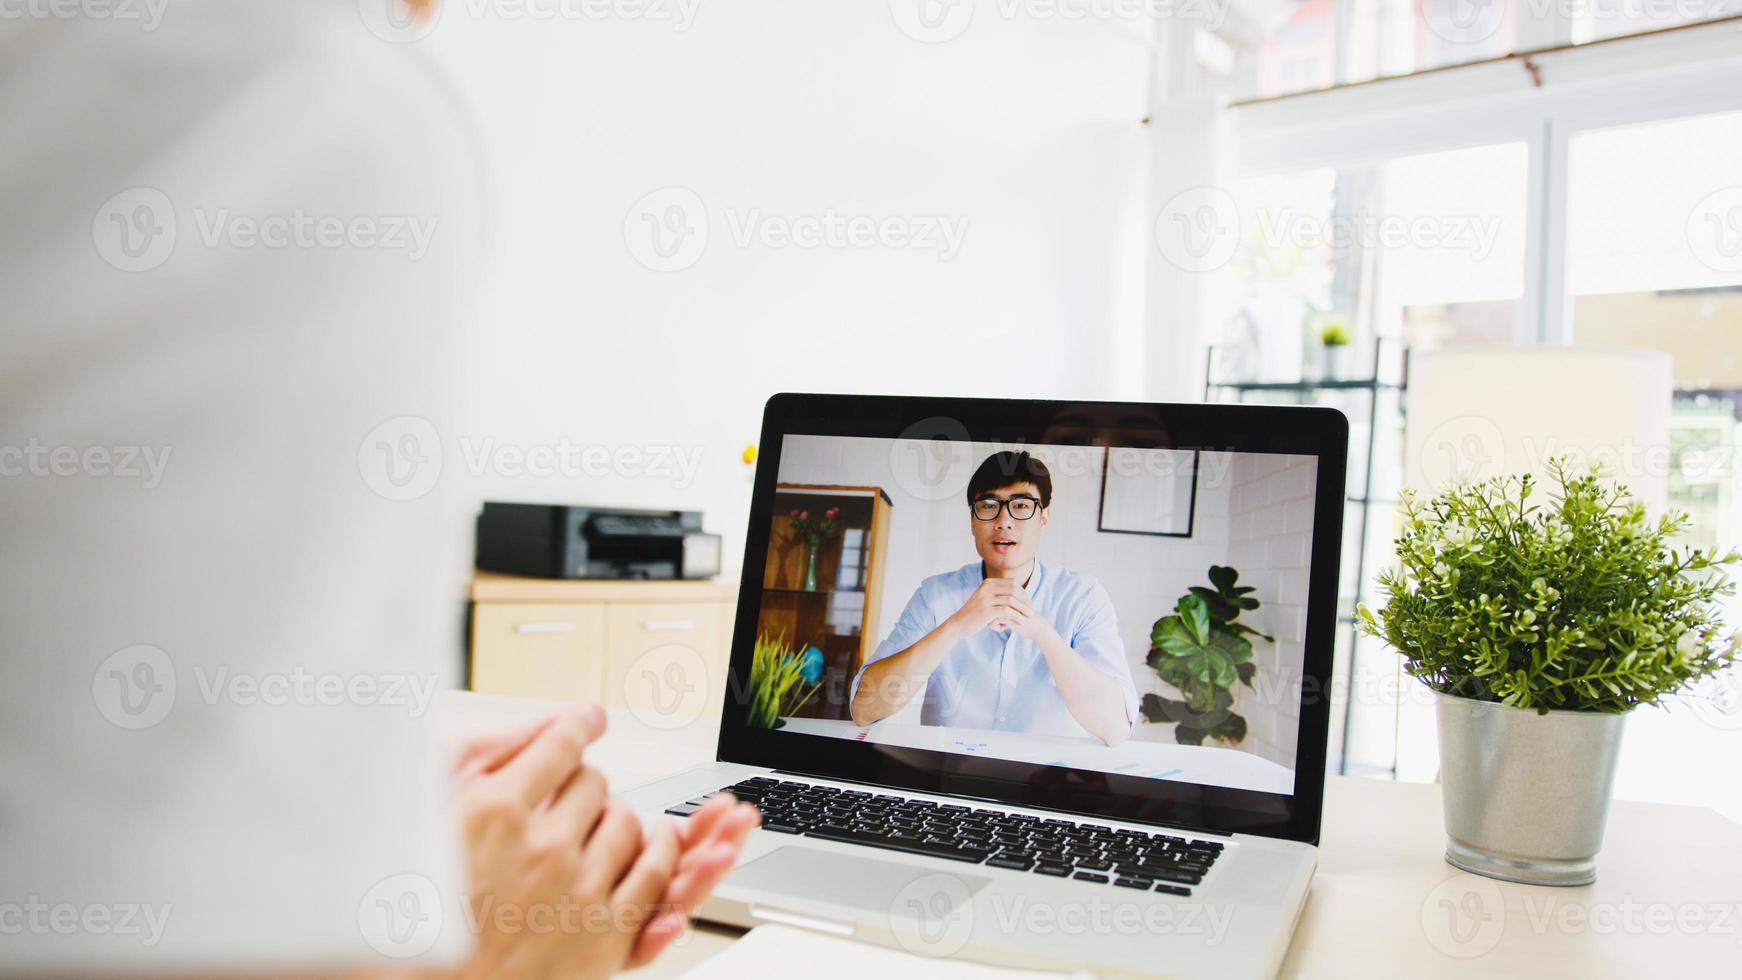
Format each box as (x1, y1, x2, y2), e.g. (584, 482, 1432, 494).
(966, 451, 1052, 509)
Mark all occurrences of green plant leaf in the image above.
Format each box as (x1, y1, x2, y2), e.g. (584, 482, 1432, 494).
(1177, 594, 1211, 645)
(1188, 586, 1239, 624)
(1208, 628, 1253, 664)
(1151, 616, 1198, 657)
(1207, 565, 1238, 593)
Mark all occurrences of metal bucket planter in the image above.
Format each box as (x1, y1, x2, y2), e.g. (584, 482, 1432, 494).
(1435, 690, 1628, 886)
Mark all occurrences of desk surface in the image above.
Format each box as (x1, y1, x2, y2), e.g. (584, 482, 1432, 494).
(438, 691, 1742, 980)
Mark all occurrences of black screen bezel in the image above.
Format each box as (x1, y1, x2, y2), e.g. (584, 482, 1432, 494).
(716, 393, 1347, 845)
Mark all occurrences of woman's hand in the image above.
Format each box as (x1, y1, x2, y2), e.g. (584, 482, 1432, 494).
(447, 706, 760, 978)
(449, 706, 674, 979)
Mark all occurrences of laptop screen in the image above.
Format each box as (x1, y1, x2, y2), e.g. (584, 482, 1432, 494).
(719, 395, 1346, 843)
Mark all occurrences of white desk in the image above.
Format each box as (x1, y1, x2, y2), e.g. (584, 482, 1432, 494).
(438, 692, 1742, 979)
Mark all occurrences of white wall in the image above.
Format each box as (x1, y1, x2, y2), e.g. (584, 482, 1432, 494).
(1223, 452, 1317, 770)
(416, 4, 1155, 579)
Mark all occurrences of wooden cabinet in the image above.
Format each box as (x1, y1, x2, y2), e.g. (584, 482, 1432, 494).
(758, 484, 894, 720)
(469, 574, 736, 713)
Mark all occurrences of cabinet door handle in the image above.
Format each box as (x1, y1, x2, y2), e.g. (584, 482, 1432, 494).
(643, 619, 697, 632)
(515, 622, 574, 635)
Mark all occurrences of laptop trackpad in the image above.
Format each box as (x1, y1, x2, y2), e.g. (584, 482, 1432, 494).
(732, 845, 991, 919)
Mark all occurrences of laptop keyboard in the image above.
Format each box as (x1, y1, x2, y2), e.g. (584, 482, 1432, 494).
(665, 776, 1222, 897)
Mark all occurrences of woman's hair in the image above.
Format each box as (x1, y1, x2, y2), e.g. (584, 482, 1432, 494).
(965, 451, 1052, 508)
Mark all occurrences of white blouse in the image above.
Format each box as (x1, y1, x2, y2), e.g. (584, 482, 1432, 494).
(1, 1, 483, 970)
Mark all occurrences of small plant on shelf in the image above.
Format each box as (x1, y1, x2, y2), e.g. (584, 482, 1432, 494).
(747, 633, 824, 729)
(1317, 319, 1351, 348)
(1140, 565, 1272, 746)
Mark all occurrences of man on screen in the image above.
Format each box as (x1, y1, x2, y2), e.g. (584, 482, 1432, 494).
(848, 451, 1139, 746)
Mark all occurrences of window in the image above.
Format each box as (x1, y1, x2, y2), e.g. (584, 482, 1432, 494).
(1229, 0, 1742, 100)
(1567, 108, 1742, 579)
(1207, 18, 1742, 807)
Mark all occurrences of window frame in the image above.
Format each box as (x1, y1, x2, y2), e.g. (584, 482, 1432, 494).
(1226, 19, 1742, 346)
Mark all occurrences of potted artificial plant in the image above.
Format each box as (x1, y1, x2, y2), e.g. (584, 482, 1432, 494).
(1359, 460, 1739, 885)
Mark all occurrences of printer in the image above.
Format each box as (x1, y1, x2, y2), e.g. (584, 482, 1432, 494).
(475, 503, 722, 580)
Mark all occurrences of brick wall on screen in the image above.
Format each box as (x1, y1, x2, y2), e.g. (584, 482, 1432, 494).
(1223, 452, 1315, 772)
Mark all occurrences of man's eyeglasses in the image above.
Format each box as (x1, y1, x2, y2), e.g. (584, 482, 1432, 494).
(971, 495, 1041, 521)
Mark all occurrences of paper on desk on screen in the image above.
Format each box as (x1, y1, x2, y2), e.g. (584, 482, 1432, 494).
(679, 924, 1092, 980)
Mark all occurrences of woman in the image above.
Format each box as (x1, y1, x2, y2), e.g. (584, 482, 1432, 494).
(0, 1, 755, 974)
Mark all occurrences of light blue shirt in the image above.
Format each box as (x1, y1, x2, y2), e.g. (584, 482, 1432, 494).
(852, 560, 1140, 740)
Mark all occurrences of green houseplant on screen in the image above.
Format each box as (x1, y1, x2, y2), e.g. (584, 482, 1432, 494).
(747, 633, 822, 729)
(1359, 459, 1740, 885)
(1141, 566, 1272, 746)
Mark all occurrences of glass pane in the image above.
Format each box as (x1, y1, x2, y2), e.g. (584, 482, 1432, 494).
(1223, 142, 1527, 380)
(1214, 141, 1526, 774)
(1567, 108, 1742, 822)
(1572, 0, 1742, 42)
(1347, 0, 1518, 84)
(1251, 0, 1339, 100)
(1569, 107, 1742, 555)
(1235, 0, 1739, 100)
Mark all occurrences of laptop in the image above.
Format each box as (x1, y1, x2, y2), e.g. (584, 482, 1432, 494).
(625, 393, 1347, 979)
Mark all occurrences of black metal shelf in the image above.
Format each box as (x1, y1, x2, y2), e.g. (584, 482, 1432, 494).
(1206, 378, 1405, 393)
(1204, 337, 1409, 778)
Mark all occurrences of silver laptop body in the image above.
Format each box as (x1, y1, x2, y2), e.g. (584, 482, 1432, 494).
(628, 394, 1348, 980)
